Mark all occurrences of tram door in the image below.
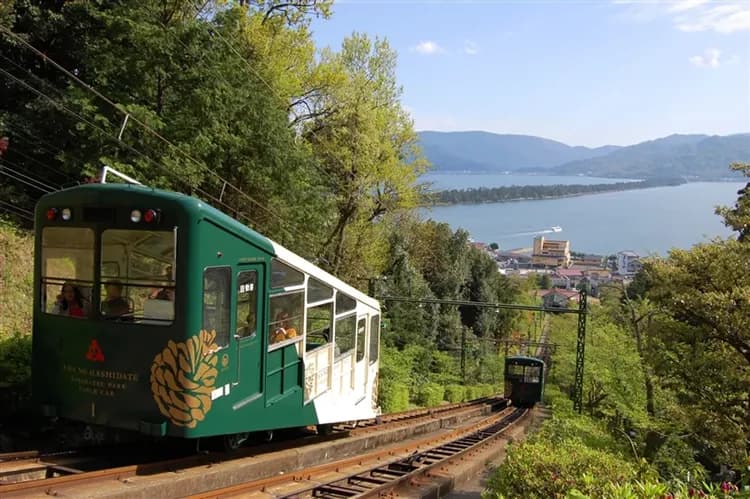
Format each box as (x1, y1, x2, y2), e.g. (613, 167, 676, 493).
(234, 265, 265, 398)
(354, 316, 368, 401)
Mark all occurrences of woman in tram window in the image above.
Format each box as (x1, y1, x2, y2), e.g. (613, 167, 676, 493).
(52, 282, 88, 318)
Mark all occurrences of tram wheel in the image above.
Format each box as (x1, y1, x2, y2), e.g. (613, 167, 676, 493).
(317, 423, 335, 436)
(223, 432, 249, 451)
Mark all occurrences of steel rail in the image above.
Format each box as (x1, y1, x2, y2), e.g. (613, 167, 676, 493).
(186, 405, 521, 499)
(0, 397, 506, 496)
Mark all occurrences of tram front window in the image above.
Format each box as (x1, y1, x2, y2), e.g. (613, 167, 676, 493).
(101, 229, 176, 324)
(41, 227, 95, 318)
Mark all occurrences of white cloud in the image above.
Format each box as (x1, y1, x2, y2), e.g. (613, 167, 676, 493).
(412, 40, 444, 55)
(668, 0, 709, 13)
(689, 48, 722, 68)
(615, 1, 750, 33)
(675, 4, 750, 33)
(464, 40, 478, 55)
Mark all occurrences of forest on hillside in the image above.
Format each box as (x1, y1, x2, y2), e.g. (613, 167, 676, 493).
(432, 177, 685, 205)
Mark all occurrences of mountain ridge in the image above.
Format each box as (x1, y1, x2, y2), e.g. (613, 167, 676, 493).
(418, 131, 750, 179)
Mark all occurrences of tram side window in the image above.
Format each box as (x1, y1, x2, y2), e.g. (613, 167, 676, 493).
(270, 259, 304, 289)
(203, 267, 231, 348)
(307, 277, 333, 304)
(236, 271, 258, 338)
(41, 227, 95, 318)
(269, 291, 303, 347)
(369, 315, 380, 364)
(356, 318, 366, 362)
(335, 292, 356, 315)
(334, 315, 356, 358)
(306, 303, 332, 350)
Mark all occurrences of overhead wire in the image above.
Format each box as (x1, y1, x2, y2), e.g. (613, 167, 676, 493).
(3, 122, 79, 177)
(0, 66, 275, 232)
(1, 146, 70, 186)
(0, 24, 301, 243)
(0, 161, 57, 193)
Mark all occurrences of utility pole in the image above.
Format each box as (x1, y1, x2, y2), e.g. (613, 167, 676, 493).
(460, 327, 467, 383)
(573, 289, 588, 413)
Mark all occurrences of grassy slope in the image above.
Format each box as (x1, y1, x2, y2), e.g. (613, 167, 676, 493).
(0, 223, 33, 338)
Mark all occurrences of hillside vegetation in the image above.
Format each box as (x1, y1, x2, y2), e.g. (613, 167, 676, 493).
(0, 223, 33, 338)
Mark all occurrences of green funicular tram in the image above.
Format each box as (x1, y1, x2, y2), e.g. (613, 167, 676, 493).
(504, 356, 545, 407)
(33, 168, 381, 449)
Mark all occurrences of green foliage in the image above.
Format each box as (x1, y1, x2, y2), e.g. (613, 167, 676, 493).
(444, 384, 466, 403)
(485, 437, 638, 498)
(0, 333, 32, 387)
(416, 382, 444, 407)
(0, 224, 33, 338)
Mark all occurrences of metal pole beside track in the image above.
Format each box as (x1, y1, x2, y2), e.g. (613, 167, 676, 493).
(573, 289, 587, 413)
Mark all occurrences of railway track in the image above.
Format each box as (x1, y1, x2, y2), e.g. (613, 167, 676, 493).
(187, 406, 527, 498)
(0, 396, 507, 497)
(0, 450, 84, 485)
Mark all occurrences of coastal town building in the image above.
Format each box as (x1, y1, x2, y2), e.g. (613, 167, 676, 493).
(616, 251, 642, 275)
(531, 236, 571, 268)
(572, 253, 604, 267)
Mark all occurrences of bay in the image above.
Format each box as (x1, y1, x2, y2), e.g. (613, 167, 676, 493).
(420, 174, 745, 256)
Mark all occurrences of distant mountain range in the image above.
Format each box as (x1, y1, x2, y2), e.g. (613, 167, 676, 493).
(418, 131, 750, 179)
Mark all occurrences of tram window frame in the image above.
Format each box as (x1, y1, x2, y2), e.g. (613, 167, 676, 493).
(356, 318, 366, 363)
(100, 229, 176, 325)
(335, 292, 356, 315)
(506, 364, 525, 377)
(369, 315, 380, 364)
(334, 314, 356, 359)
(236, 270, 258, 339)
(270, 258, 304, 290)
(307, 277, 333, 304)
(306, 302, 332, 351)
(268, 290, 304, 350)
(524, 366, 541, 383)
(41, 227, 95, 318)
(203, 267, 231, 348)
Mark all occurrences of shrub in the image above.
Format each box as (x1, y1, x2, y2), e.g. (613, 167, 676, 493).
(485, 439, 637, 497)
(416, 382, 444, 407)
(380, 382, 409, 413)
(444, 384, 466, 403)
(0, 333, 32, 387)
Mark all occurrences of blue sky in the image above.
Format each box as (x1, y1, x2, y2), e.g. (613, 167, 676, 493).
(310, 1, 750, 147)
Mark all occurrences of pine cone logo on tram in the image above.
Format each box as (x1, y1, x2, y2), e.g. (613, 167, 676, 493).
(150, 330, 220, 428)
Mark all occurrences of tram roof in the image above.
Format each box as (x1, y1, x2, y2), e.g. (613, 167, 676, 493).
(38, 183, 380, 311)
(505, 355, 546, 366)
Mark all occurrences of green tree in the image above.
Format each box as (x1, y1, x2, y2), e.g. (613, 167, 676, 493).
(306, 33, 427, 279)
(646, 163, 750, 464)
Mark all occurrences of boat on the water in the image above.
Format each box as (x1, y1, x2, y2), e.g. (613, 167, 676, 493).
(551, 226, 562, 232)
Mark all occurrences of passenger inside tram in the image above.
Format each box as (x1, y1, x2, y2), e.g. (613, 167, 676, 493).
(52, 282, 89, 318)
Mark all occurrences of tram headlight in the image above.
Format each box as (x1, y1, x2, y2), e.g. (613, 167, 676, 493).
(46, 208, 58, 221)
(61, 208, 72, 221)
(130, 209, 142, 223)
